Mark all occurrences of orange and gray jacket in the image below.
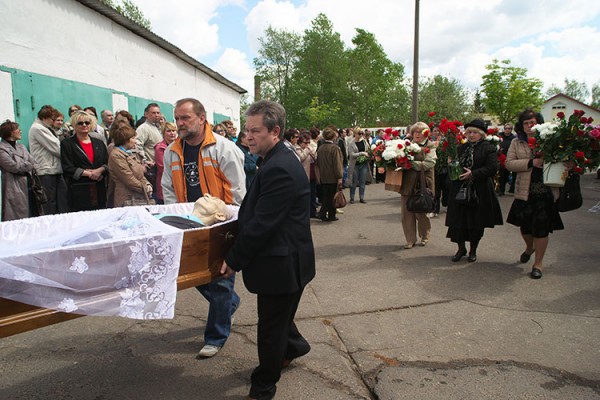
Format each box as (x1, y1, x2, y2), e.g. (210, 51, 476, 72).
(161, 123, 246, 205)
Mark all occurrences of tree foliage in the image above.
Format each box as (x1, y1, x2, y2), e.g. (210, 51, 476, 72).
(417, 75, 468, 122)
(481, 59, 544, 124)
(545, 78, 590, 102)
(101, 0, 151, 30)
(591, 82, 600, 110)
(253, 27, 301, 110)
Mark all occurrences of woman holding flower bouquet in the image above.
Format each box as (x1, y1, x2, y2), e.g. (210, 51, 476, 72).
(445, 119, 503, 262)
(506, 109, 565, 279)
(348, 128, 371, 204)
(400, 122, 437, 249)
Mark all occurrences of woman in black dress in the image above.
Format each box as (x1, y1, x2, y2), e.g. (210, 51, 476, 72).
(506, 109, 565, 279)
(445, 119, 503, 262)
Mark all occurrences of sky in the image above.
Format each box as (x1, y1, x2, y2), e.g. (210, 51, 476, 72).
(133, 0, 600, 102)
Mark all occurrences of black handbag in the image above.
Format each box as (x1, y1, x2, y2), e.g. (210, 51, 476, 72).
(29, 169, 48, 205)
(557, 172, 582, 212)
(406, 169, 435, 213)
(455, 181, 479, 207)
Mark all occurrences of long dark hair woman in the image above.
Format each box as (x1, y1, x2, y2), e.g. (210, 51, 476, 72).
(445, 119, 503, 262)
(505, 109, 566, 279)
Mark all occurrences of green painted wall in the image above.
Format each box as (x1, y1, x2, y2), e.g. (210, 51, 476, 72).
(1, 66, 174, 146)
(213, 112, 231, 124)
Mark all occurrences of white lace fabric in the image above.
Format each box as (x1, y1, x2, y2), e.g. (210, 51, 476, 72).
(0, 204, 237, 320)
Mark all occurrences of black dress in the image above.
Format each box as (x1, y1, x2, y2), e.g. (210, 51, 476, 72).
(506, 166, 564, 237)
(445, 140, 503, 243)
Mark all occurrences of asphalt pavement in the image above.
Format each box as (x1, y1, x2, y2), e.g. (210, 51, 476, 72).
(1, 174, 599, 399)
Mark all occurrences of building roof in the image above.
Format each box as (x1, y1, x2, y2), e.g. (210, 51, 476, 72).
(75, 0, 247, 95)
(544, 93, 600, 113)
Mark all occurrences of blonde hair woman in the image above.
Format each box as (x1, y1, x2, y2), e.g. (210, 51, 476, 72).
(400, 122, 437, 248)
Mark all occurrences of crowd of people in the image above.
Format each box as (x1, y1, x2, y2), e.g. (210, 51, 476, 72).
(0, 98, 581, 399)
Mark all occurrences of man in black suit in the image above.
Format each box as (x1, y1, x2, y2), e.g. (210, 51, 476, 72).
(220, 100, 316, 400)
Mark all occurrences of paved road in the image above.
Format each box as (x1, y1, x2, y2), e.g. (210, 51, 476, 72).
(1, 175, 599, 399)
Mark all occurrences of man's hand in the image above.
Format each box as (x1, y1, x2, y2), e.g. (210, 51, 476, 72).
(220, 261, 235, 279)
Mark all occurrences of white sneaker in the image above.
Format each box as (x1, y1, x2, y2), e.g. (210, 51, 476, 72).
(336, 208, 344, 214)
(197, 344, 221, 358)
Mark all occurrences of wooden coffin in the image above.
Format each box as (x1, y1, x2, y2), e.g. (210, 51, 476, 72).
(0, 220, 238, 338)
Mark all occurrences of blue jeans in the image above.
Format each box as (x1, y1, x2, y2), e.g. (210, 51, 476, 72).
(196, 274, 240, 347)
(350, 163, 368, 201)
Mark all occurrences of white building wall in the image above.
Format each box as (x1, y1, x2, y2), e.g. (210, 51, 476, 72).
(0, 0, 241, 124)
(541, 95, 600, 124)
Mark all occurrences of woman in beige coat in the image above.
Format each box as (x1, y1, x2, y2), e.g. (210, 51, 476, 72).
(400, 122, 437, 249)
(108, 125, 152, 207)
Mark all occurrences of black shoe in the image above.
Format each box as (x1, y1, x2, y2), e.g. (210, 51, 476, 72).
(359, 199, 366, 204)
(530, 267, 542, 279)
(520, 250, 534, 263)
(451, 248, 467, 262)
(467, 251, 477, 262)
(349, 199, 355, 204)
(328, 217, 339, 221)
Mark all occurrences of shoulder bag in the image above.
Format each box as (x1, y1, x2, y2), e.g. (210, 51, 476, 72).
(29, 168, 48, 206)
(455, 180, 479, 207)
(406, 169, 435, 213)
(557, 172, 582, 212)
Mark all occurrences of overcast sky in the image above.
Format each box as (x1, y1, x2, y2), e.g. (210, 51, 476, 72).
(134, 0, 600, 101)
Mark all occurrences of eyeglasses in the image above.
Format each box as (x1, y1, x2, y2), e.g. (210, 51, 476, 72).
(293, 135, 299, 139)
(77, 121, 91, 126)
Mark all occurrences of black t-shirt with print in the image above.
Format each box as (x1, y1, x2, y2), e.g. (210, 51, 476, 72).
(183, 142, 202, 202)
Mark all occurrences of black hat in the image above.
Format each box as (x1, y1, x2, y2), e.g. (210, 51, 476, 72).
(464, 118, 487, 132)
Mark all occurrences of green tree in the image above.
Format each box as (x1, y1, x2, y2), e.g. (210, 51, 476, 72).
(481, 59, 544, 124)
(288, 13, 348, 127)
(101, 0, 151, 30)
(545, 78, 590, 102)
(304, 97, 340, 128)
(345, 29, 407, 127)
(253, 26, 301, 110)
(591, 82, 600, 109)
(417, 75, 468, 122)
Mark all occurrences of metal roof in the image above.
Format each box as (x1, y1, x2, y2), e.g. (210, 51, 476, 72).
(75, 0, 247, 94)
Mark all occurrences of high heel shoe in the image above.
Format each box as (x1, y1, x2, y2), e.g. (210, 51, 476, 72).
(451, 248, 467, 262)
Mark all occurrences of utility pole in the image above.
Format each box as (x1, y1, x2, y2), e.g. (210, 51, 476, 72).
(411, 0, 420, 124)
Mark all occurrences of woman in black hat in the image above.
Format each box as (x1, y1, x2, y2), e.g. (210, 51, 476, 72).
(445, 119, 503, 262)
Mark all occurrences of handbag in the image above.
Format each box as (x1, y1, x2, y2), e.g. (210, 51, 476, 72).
(406, 169, 435, 213)
(557, 172, 582, 212)
(29, 169, 48, 206)
(123, 179, 156, 207)
(333, 188, 347, 209)
(455, 181, 479, 207)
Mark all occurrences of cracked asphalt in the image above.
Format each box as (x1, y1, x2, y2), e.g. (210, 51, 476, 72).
(1, 174, 599, 399)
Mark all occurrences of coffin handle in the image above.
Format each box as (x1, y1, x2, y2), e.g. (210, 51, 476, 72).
(225, 231, 235, 241)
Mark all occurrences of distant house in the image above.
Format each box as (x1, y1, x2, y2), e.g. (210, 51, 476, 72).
(541, 94, 600, 123)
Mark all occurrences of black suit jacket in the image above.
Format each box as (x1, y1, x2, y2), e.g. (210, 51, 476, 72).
(225, 141, 316, 295)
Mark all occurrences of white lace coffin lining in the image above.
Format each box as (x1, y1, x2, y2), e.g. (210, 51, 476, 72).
(0, 204, 236, 320)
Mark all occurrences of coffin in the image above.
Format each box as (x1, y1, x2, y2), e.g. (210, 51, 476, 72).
(0, 204, 238, 338)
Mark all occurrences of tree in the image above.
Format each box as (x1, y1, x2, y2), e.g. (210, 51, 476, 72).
(592, 82, 600, 109)
(100, 0, 151, 30)
(345, 29, 406, 127)
(417, 75, 468, 122)
(481, 59, 544, 124)
(253, 26, 301, 110)
(304, 97, 340, 128)
(288, 14, 348, 127)
(546, 78, 590, 102)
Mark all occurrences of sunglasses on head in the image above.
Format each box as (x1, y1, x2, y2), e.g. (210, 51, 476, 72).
(77, 121, 91, 126)
(214, 129, 224, 133)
